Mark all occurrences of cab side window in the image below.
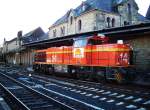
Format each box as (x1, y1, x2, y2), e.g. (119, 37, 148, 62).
(88, 39, 102, 45)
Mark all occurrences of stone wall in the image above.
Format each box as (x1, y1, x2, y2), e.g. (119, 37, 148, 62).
(117, 0, 139, 25)
(48, 10, 120, 38)
(48, 22, 68, 38)
(21, 49, 34, 66)
(125, 35, 150, 72)
(95, 10, 120, 30)
(48, 10, 97, 38)
(7, 39, 19, 52)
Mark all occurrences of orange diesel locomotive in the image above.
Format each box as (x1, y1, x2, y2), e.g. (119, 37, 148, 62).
(33, 34, 134, 83)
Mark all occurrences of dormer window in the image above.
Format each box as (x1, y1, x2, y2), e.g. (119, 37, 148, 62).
(113, 6, 118, 13)
(60, 26, 65, 36)
(128, 3, 132, 22)
(70, 16, 73, 25)
(82, 5, 85, 11)
(53, 29, 57, 37)
(82, 2, 87, 11)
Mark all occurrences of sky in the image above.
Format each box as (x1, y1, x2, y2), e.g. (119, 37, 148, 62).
(0, 0, 149, 46)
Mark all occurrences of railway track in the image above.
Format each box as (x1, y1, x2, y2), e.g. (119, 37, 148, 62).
(0, 72, 75, 110)
(0, 66, 150, 110)
(29, 74, 150, 110)
(0, 68, 106, 110)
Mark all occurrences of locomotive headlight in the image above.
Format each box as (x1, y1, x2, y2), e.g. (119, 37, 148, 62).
(98, 33, 105, 37)
(117, 40, 123, 44)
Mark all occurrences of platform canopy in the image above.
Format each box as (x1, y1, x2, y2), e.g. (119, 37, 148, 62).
(23, 23, 150, 49)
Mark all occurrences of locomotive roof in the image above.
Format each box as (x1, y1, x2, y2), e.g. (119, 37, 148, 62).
(73, 35, 91, 40)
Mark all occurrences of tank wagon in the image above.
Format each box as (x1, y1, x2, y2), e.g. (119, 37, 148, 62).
(33, 34, 135, 83)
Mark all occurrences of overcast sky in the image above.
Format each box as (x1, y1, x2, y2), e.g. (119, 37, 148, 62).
(0, 0, 149, 46)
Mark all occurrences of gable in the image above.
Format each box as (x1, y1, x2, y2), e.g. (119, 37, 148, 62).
(146, 6, 150, 20)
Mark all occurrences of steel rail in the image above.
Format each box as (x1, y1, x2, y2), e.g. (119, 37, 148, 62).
(0, 83, 30, 110)
(0, 72, 76, 110)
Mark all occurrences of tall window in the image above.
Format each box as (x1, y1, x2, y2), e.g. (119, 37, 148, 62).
(112, 18, 115, 27)
(124, 21, 129, 26)
(107, 17, 110, 28)
(124, 21, 127, 25)
(78, 20, 82, 31)
(70, 16, 73, 25)
(113, 7, 118, 13)
(53, 29, 56, 37)
(60, 27, 63, 36)
(63, 26, 65, 35)
(60, 26, 65, 36)
(128, 4, 132, 22)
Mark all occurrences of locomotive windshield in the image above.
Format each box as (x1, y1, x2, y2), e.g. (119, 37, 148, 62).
(88, 39, 102, 45)
(74, 39, 87, 47)
(73, 35, 108, 47)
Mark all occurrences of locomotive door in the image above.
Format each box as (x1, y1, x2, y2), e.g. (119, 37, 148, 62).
(73, 38, 88, 65)
(86, 40, 93, 65)
(87, 37, 104, 65)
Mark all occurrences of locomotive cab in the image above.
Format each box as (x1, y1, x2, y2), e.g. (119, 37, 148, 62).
(73, 34, 108, 47)
(73, 34, 109, 65)
(73, 34, 134, 83)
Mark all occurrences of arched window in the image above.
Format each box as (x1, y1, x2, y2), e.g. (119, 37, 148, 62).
(124, 21, 127, 25)
(63, 26, 65, 35)
(78, 20, 82, 31)
(70, 16, 73, 25)
(124, 21, 129, 26)
(60, 27, 63, 36)
(128, 4, 131, 15)
(112, 18, 115, 27)
(128, 3, 132, 22)
(53, 29, 57, 37)
(107, 17, 110, 28)
(60, 26, 65, 36)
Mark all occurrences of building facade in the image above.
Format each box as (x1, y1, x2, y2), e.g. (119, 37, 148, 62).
(146, 5, 150, 20)
(48, 0, 148, 38)
(2, 38, 20, 65)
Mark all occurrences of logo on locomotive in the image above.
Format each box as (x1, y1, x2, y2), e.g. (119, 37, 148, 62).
(73, 48, 84, 58)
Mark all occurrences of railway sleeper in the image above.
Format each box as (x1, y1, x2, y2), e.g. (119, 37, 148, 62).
(25, 101, 50, 107)
(30, 105, 57, 110)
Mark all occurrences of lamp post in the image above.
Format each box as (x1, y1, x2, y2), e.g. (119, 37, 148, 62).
(17, 31, 22, 65)
(4, 41, 7, 74)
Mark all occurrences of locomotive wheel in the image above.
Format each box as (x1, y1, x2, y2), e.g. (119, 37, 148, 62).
(114, 72, 124, 84)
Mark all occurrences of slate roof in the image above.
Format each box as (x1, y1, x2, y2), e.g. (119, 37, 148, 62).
(22, 27, 46, 44)
(51, 0, 143, 27)
(138, 14, 149, 21)
(52, 0, 115, 27)
(146, 5, 150, 20)
(113, 0, 127, 5)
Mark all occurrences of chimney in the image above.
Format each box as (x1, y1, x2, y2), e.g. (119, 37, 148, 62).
(82, 1, 87, 11)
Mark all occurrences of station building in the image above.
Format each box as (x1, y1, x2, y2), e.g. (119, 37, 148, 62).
(146, 5, 150, 20)
(48, 0, 148, 38)
(1, 0, 150, 73)
(2, 27, 48, 66)
(2, 37, 20, 65)
(23, 23, 150, 73)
